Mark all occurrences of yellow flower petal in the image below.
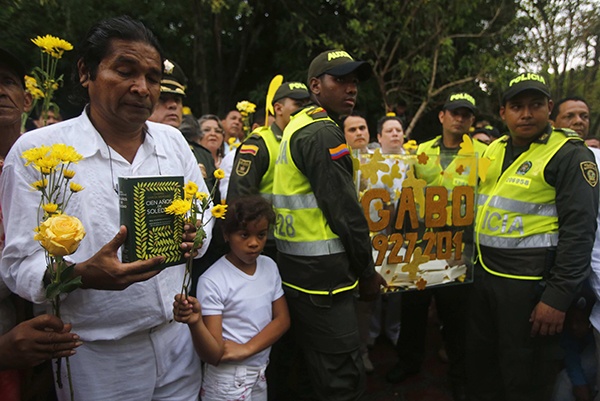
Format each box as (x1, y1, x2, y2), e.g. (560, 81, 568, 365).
(43, 203, 59, 214)
(165, 199, 191, 216)
(69, 182, 84, 192)
(211, 204, 227, 219)
(214, 169, 225, 180)
(31, 35, 73, 59)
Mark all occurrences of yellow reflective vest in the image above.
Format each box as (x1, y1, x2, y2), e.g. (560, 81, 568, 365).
(475, 130, 582, 280)
(272, 106, 345, 258)
(415, 135, 487, 188)
(248, 125, 280, 201)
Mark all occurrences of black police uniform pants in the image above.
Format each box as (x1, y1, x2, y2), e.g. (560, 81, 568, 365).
(394, 283, 470, 386)
(268, 287, 365, 401)
(466, 265, 563, 401)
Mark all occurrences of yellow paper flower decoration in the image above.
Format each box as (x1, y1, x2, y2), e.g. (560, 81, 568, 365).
(31, 35, 73, 59)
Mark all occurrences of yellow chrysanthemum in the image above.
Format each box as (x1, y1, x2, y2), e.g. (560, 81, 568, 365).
(183, 182, 199, 200)
(211, 204, 227, 219)
(21, 145, 51, 166)
(31, 179, 48, 190)
(236, 100, 256, 114)
(24, 75, 45, 100)
(43, 203, 59, 214)
(196, 192, 209, 201)
(165, 199, 191, 216)
(31, 35, 73, 59)
(50, 144, 83, 163)
(213, 169, 225, 180)
(69, 182, 84, 192)
(63, 169, 76, 179)
(34, 156, 60, 174)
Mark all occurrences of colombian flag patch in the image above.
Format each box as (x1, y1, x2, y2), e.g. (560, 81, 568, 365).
(239, 144, 259, 156)
(329, 144, 350, 160)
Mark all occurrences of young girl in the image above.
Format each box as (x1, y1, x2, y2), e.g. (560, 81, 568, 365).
(173, 195, 290, 401)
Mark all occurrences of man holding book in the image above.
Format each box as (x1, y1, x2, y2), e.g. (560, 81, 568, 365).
(0, 17, 210, 401)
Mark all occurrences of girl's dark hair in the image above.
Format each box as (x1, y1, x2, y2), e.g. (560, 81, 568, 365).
(70, 16, 163, 104)
(222, 195, 276, 235)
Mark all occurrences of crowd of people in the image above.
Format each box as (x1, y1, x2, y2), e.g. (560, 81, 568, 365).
(1, 14, 600, 401)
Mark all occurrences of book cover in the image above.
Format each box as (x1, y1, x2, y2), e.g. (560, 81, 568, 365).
(119, 175, 185, 269)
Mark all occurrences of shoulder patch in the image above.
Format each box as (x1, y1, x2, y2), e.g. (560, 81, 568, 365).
(329, 144, 350, 160)
(235, 159, 252, 176)
(239, 144, 259, 156)
(555, 127, 581, 138)
(581, 161, 598, 187)
(307, 107, 328, 119)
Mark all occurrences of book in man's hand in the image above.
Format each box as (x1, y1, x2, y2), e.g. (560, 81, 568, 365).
(119, 175, 185, 269)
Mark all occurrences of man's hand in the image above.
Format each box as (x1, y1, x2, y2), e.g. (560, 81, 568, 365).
(529, 301, 566, 337)
(358, 272, 387, 301)
(0, 314, 82, 370)
(76, 226, 164, 290)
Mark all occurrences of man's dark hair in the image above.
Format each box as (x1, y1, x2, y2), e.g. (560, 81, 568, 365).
(340, 111, 367, 129)
(550, 96, 590, 120)
(377, 115, 403, 135)
(71, 16, 163, 103)
(222, 195, 276, 235)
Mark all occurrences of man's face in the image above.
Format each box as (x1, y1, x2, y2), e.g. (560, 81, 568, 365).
(149, 93, 183, 128)
(343, 115, 369, 150)
(500, 91, 552, 145)
(553, 100, 590, 138)
(378, 119, 404, 154)
(310, 72, 358, 118)
(439, 108, 474, 138)
(0, 63, 31, 129)
(80, 39, 162, 133)
(275, 97, 308, 128)
(34, 109, 62, 128)
(221, 110, 243, 140)
(586, 138, 600, 149)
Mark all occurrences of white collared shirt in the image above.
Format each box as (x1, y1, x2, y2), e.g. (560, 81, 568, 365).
(588, 147, 600, 331)
(0, 110, 212, 341)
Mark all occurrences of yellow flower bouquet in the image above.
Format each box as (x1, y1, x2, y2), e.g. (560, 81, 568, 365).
(236, 100, 257, 140)
(22, 143, 85, 401)
(165, 169, 227, 297)
(22, 34, 73, 131)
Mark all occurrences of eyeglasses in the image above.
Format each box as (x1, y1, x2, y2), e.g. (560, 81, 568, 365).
(201, 127, 224, 135)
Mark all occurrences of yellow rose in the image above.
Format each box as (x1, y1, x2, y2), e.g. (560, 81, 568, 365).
(35, 214, 86, 256)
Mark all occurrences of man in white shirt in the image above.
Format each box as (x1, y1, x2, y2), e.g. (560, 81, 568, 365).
(0, 17, 211, 401)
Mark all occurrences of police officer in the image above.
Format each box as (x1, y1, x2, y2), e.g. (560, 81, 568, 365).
(272, 50, 386, 400)
(387, 93, 484, 401)
(148, 58, 187, 128)
(466, 73, 599, 401)
(227, 82, 310, 210)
